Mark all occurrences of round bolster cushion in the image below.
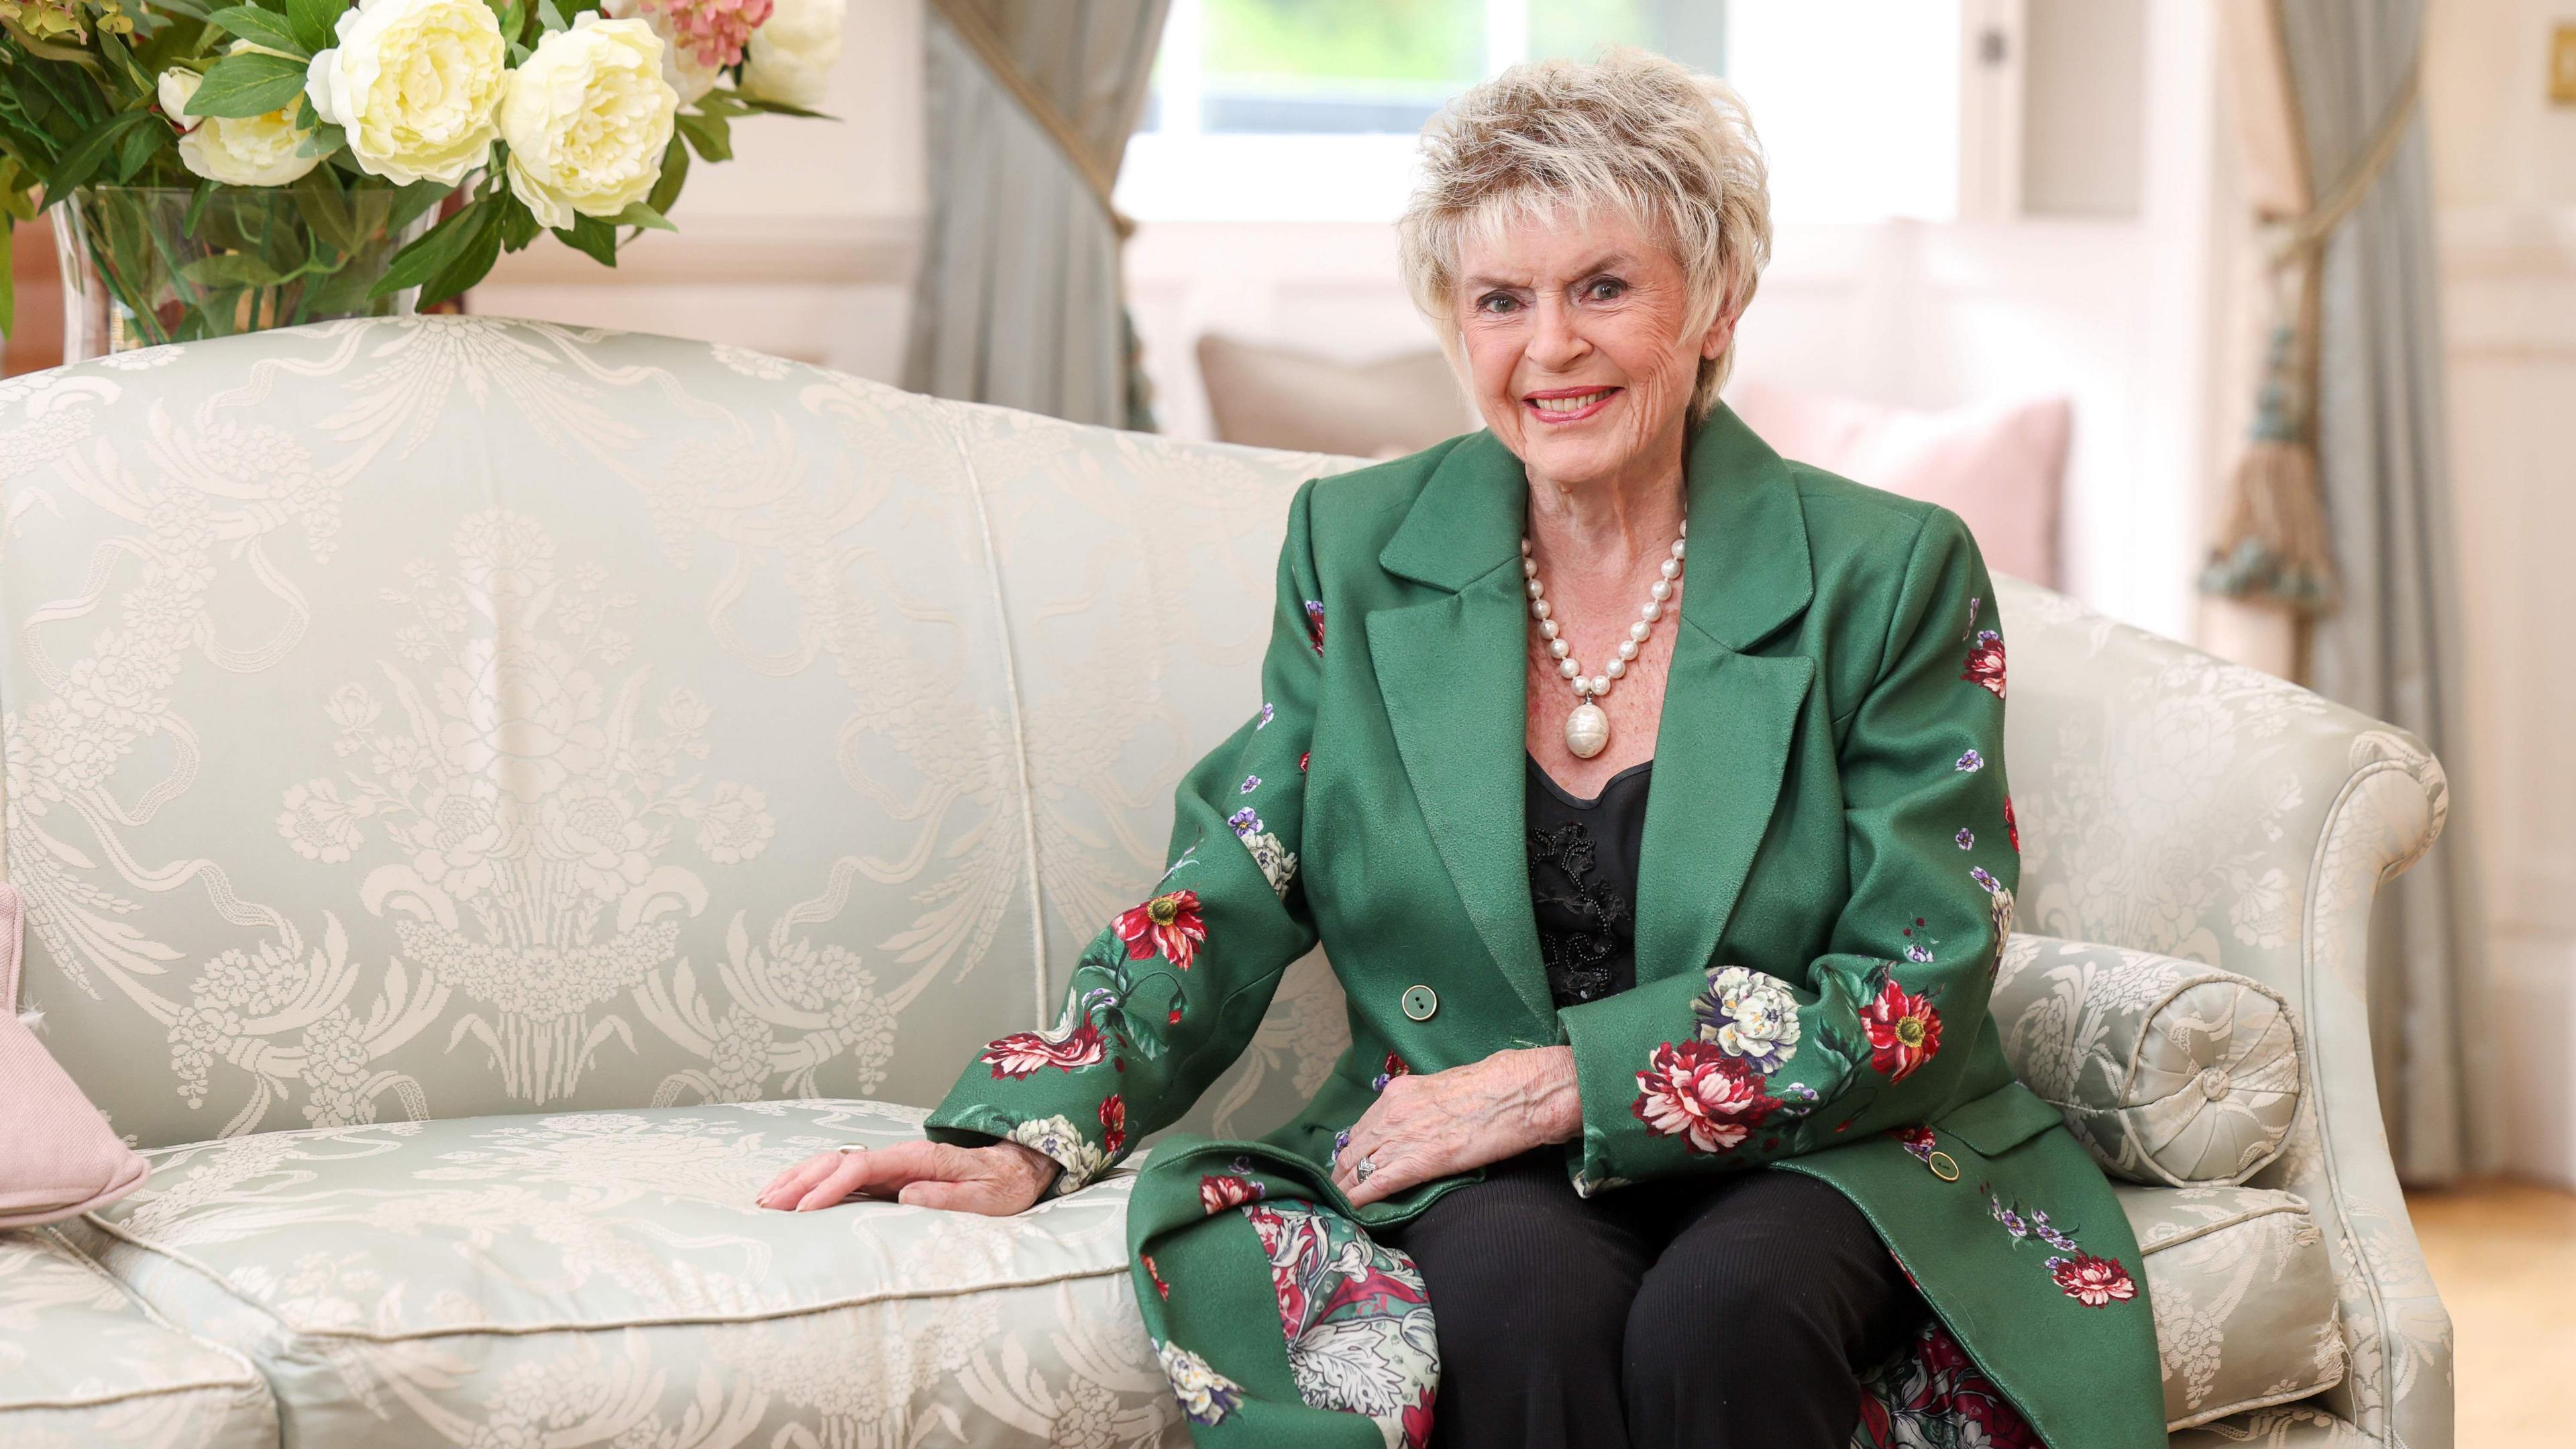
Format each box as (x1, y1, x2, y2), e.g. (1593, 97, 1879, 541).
(1990, 934, 2302, 1187)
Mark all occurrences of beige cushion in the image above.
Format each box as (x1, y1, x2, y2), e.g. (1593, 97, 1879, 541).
(1724, 379, 2070, 587)
(0, 1226, 274, 1449)
(1992, 934, 2303, 1186)
(69, 1102, 1177, 1447)
(1197, 333, 1475, 458)
(2120, 1185, 2345, 1430)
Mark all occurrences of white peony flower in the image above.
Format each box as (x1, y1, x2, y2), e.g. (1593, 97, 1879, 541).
(1004, 1114, 1107, 1191)
(159, 53, 324, 187)
(498, 15, 679, 231)
(305, 0, 508, 186)
(1693, 965, 1802, 1073)
(739, 0, 843, 108)
(598, 0, 724, 105)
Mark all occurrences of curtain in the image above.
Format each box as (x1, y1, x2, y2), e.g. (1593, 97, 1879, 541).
(2268, 0, 2498, 1184)
(905, 0, 1169, 430)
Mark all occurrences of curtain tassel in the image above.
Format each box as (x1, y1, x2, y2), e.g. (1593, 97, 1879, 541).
(2200, 323, 2339, 614)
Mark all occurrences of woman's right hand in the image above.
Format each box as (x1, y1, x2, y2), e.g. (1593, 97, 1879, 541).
(755, 1138, 1059, 1215)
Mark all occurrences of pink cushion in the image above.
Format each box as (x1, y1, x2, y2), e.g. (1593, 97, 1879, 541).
(1725, 380, 2070, 587)
(0, 880, 149, 1227)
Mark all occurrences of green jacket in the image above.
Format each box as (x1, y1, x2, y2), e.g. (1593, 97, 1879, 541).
(928, 408, 2164, 1449)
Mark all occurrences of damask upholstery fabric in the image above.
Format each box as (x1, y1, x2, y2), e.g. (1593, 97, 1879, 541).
(61, 1102, 1181, 1448)
(0, 321, 2454, 1448)
(1998, 582, 2453, 1449)
(0, 1226, 276, 1449)
(2122, 1185, 2343, 1430)
(0, 319, 1338, 1152)
(1992, 934, 2302, 1187)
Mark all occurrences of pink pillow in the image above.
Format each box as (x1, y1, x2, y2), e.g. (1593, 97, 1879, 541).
(0, 880, 149, 1227)
(1725, 380, 2069, 588)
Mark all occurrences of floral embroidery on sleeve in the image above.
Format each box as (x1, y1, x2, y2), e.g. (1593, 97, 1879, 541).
(1962, 631, 2005, 697)
(1303, 600, 1327, 654)
(1116, 890, 1208, 969)
(1631, 1041, 1783, 1154)
(1098, 1094, 1128, 1155)
(1228, 806, 1299, 898)
(1860, 978, 1943, 1083)
(979, 1015, 1107, 1078)
(1690, 966, 1801, 1073)
(1006, 1114, 1106, 1185)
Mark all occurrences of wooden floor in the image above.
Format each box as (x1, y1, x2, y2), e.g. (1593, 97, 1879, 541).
(2403, 1179, 2576, 1448)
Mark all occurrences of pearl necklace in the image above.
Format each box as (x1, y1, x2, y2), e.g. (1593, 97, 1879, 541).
(1522, 520, 1686, 760)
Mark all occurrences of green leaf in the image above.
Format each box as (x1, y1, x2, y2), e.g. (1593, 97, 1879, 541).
(487, 0, 526, 45)
(415, 204, 502, 307)
(185, 51, 311, 119)
(736, 96, 834, 120)
(180, 252, 289, 290)
(552, 210, 615, 266)
(536, 0, 568, 34)
(112, 111, 162, 182)
(368, 196, 485, 299)
(386, 178, 450, 235)
(207, 6, 310, 58)
(297, 120, 343, 158)
(642, 132, 687, 219)
(284, 0, 341, 54)
(607, 200, 673, 232)
(674, 111, 730, 163)
(289, 168, 356, 253)
(46, 110, 153, 199)
(497, 191, 539, 251)
(0, 217, 15, 337)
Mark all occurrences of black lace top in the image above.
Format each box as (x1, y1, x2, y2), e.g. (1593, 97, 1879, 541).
(1526, 751, 1652, 1010)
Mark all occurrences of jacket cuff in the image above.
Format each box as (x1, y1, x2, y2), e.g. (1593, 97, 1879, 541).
(924, 1104, 1120, 1197)
(1558, 966, 1721, 1192)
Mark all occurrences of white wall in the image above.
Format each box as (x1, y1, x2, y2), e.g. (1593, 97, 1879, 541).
(2426, 0, 2576, 1187)
(470, 0, 926, 377)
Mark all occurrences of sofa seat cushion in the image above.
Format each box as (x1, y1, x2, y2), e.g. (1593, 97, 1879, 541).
(71, 1101, 1182, 1448)
(0, 1225, 275, 1449)
(2121, 1184, 2345, 1430)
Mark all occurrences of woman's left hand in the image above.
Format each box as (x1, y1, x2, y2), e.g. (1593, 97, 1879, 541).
(1332, 1044, 1582, 1206)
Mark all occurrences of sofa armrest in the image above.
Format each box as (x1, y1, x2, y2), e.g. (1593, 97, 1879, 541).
(1992, 577, 2451, 1449)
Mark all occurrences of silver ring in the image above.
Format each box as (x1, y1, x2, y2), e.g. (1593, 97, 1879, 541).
(834, 1144, 871, 1155)
(1353, 1155, 1377, 1183)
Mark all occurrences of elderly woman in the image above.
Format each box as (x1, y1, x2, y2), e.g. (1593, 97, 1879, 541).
(759, 50, 2162, 1449)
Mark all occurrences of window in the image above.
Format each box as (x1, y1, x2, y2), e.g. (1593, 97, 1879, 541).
(1117, 0, 1970, 225)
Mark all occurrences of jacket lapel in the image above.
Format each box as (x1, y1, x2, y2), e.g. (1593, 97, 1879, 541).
(1366, 412, 1821, 1018)
(1371, 433, 1555, 1024)
(1633, 410, 1819, 987)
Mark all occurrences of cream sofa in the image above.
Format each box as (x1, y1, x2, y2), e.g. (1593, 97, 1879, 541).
(0, 320, 2448, 1449)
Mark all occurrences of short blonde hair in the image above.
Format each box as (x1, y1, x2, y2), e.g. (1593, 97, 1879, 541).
(1398, 48, 1772, 421)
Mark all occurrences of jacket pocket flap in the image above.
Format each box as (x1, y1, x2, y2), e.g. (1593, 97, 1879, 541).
(1937, 1081, 2068, 1158)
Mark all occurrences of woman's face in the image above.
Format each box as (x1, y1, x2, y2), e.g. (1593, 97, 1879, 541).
(1452, 207, 1729, 493)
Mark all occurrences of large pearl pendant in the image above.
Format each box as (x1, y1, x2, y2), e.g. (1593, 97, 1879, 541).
(1564, 701, 1610, 759)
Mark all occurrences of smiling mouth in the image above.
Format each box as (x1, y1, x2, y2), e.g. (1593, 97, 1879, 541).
(1523, 388, 1619, 423)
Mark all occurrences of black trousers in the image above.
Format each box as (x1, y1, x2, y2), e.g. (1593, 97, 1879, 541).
(1382, 1150, 1921, 1449)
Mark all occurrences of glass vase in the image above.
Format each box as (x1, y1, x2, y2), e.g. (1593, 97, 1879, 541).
(50, 184, 443, 361)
